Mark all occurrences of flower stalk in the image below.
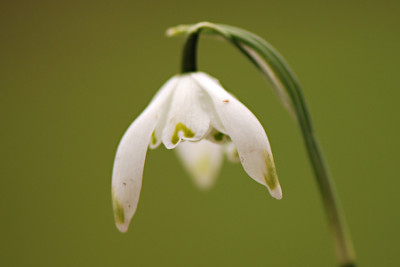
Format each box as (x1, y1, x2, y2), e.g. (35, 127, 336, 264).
(168, 22, 356, 267)
(181, 30, 199, 73)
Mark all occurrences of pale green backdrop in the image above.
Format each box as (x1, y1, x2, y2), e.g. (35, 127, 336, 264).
(1, 0, 399, 266)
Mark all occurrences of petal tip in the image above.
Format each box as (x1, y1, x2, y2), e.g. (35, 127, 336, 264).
(193, 179, 215, 191)
(116, 222, 129, 233)
(262, 152, 282, 199)
(112, 189, 130, 232)
(113, 199, 131, 233)
(270, 185, 282, 200)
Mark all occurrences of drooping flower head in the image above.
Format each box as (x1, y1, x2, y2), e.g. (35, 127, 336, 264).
(112, 72, 281, 232)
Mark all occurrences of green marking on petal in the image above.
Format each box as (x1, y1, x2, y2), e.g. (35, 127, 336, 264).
(208, 129, 229, 144)
(151, 131, 157, 145)
(264, 152, 279, 191)
(171, 122, 195, 144)
(233, 147, 239, 160)
(213, 131, 224, 142)
(112, 187, 125, 225)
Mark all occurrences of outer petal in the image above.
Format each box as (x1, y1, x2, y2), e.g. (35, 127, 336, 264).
(175, 140, 223, 189)
(162, 75, 211, 149)
(192, 72, 282, 199)
(112, 76, 177, 232)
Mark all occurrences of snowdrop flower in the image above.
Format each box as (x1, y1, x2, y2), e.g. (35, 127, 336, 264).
(112, 72, 282, 232)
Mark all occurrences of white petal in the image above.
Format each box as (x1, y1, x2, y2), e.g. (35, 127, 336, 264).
(225, 142, 240, 163)
(112, 76, 177, 232)
(162, 75, 211, 149)
(192, 72, 282, 199)
(175, 140, 223, 189)
(149, 77, 179, 149)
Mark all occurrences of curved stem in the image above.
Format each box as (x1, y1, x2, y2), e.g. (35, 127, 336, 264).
(181, 31, 199, 73)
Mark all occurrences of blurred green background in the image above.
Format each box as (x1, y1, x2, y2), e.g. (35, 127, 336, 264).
(1, 0, 399, 266)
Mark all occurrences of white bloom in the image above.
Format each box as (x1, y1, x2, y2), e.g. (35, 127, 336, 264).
(112, 72, 282, 232)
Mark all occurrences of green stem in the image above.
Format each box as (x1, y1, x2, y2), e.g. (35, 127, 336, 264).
(181, 31, 199, 73)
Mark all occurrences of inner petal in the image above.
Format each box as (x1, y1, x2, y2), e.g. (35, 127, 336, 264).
(206, 128, 230, 144)
(162, 75, 211, 149)
(147, 76, 179, 149)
